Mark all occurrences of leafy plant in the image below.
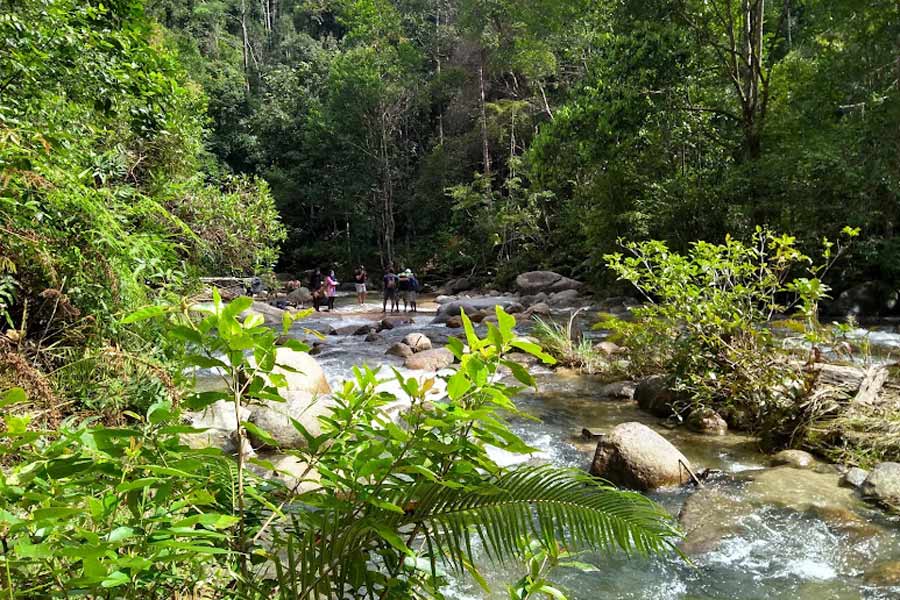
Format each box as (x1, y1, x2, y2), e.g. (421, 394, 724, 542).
(0, 301, 680, 598)
(597, 228, 858, 442)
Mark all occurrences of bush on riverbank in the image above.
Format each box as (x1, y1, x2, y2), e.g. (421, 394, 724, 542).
(0, 1, 284, 419)
(590, 230, 866, 451)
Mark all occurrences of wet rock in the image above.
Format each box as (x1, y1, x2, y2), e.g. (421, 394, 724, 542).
(246, 301, 288, 326)
(861, 462, 900, 508)
(524, 302, 552, 318)
(678, 487, 745, 555)
(332, 324, 360, 336)
(468, 311, 487, 323)
(516, 271, 582, 295)
(520, 292, 549, 307)
(405, 348, 454, 371)
(634, 375, 681, 418)
(386, 342, 414, 359)
(403, 333, 432, 353)
(433, 297, 523, 324)
(589, 422, 694, 490)
(354, 324, 377, 336)
(741, 467, 870, 518)
(688, 408, 728, 435)
(840, 467, 869, 489)
(249, 392, 335, 449)
(771, 449, 816, 469)
(364, 332, 383, 343)
(270, 455, 321, 494)
(864, 560, 900, 586)
(445, 315, 463, 328)
(599, 381, 636, 400)
(379, 316, 414, 330)
(309, 341, 326, 356)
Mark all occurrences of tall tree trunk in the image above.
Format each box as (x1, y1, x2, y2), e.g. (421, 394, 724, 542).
(240, 0, 251, 92)
(436, 5, 444, 146)
(478, 51, 491, 177)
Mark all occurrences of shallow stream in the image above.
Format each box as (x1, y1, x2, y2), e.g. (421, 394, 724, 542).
(270, 297, 900, 598)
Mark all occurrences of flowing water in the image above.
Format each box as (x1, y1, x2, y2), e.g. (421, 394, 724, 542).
(261, 296, 900, 599)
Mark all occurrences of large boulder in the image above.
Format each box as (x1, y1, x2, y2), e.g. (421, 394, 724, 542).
(249, 392, 336, 449)
(432, 297, 523, 324)
(405, 348, 454, 371)
(634, 375, 681, 418)
(183, 400, 250, 453)
(861, 462, 900, 508)
(270, 455, 321, 494)
(286, 287, 312, 305)
(440, 278, 474, 295)
(378, 316, 414, 331)
(548, 289, 580, 307)
(246, 301, 287, 326)
(268, 348, 332, 396)
(589, 422, 694, 490)
(516, 271, 582, 295)
(826, 281, 899, 318)
(403, 333, 432, 353)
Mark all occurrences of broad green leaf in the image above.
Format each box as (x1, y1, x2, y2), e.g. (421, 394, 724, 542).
(0, 387, 26, 408)
(121, 304, 167, 324)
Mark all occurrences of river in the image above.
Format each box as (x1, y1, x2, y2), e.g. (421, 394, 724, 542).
(267, 295, 900, 599)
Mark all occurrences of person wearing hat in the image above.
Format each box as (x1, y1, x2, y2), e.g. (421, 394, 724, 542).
(398, 268, 419, 313)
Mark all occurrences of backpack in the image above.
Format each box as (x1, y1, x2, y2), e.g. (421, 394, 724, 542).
(386, 275, 396, 289)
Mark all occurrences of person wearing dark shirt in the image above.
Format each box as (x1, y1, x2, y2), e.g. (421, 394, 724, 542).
(398, 268, 418, 313)
(382, 267, 399, 314)
(308, 268, 323, 312)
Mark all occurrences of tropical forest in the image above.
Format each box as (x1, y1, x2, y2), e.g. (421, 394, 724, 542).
(2, 0, 900, 598)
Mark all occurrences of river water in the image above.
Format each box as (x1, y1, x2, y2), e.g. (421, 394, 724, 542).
(275, 296, 900, 599)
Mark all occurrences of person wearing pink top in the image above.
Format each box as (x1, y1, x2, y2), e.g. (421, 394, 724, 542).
(324, 270, 339, 311)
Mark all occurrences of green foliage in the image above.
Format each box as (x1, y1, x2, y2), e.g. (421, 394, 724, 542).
(0, 302, 678, 598)
(598, 229, 857, 443)
(0, 0, 284, 415)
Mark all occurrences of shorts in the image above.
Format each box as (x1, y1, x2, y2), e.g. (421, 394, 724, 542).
(401, 290, 417, 303)
(355, 283, 367, 293)
(384, 287, 396, 299)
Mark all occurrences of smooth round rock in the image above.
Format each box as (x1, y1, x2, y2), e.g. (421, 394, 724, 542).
(770, 449, 816, 469)
(590, 422, 694, 491)
(861, 462, 900, 508)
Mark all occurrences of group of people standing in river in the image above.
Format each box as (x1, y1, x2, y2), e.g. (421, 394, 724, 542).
(303, 264, 419, 313)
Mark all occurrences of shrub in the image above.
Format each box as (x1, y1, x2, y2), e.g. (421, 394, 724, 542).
(597, 228, 858, 441)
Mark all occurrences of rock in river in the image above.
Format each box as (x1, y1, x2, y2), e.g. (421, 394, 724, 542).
(841, 467, 869, 489)
(687, 408, 728, 435)
(770, 449, 816, 469)
(249, 392, 336, 449)
(267, 347, 332, 396)
(516, 271, 582, 295)
(386, 342, 414, 359)
(590, 422, 694, 490)
(403, 332, 432, 353)
(861, 462, 900, 508)
(405, 347, 454, 371)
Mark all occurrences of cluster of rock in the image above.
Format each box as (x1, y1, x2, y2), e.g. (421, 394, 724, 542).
(385, 333, 454, 371)
(433, 270, 592, 329)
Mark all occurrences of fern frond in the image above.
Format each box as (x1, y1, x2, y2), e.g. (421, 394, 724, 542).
(410, 465, 678, 572)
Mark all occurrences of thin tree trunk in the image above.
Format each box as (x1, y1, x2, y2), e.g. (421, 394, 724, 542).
(478, 52, 491, 177)
(240, 0, 251, 91)
(436, 6, 444, 146)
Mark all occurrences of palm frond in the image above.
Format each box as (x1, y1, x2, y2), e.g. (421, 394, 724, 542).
(411, 465, 679, 572)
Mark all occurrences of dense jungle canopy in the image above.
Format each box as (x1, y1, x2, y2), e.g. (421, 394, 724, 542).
(148, 0, 899, 286)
